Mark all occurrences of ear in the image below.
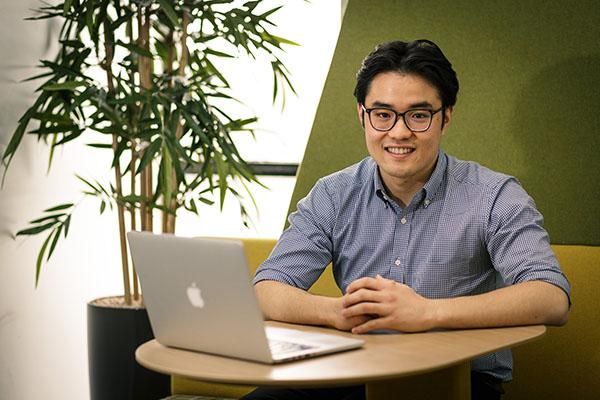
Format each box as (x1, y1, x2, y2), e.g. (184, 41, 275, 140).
(441, 106, 453, 135)
(357, 103, 365, 129)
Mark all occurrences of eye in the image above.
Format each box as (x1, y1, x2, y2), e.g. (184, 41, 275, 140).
(373, 109, 394, 120)
(407, 110, 431, 120)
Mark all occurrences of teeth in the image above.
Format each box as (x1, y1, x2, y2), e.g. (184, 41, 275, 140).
(387, 147, 413, 155)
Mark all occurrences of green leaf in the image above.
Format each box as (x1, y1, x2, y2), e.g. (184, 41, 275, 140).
(22, 71, 55, 82)
(136, 138, 162, 175)
(198, 197, 215, 206)
(161, 143, 174, 207)
(59, 39, 84, 48)
(259, 5, 284, 20)
(186, 199, 198, 214)
(31, 112, 73, 124)
(204, 48, 235, 58)
(63, 0, 73, 16)
(116, 40, 154, 58)
(181, 111, 210, 144)
(86, 143, 113, 149)
(100, 201, 106, 214)
(29, 124, 79, 135)
(47, 225, 63, 260)
(213, 154, 228, 210)
(85, 1, 95, 36)
(42, 80, 87, 91)
(17, 221, 57, 236)
(1, 97, 42, 174)
(44, 203, 74, 212)
(35, 234, 53, 288)
(54, 130, 83, 145)
(244, 1, 261, 11)
(64, 214, 71, 237)
(70, 86, 97, 110)
(156, 0, 179, 27)
(268, 34, 300, 47)
(77, 175, 100, 194)
(29, 213, 64, 224)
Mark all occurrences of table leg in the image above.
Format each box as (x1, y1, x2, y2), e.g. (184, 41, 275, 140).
(366, 362, 471, 400)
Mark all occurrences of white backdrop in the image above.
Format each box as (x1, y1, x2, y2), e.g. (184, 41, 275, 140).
(0, 1, 342, 399)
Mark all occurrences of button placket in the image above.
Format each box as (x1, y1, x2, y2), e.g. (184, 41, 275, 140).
(390, 211, 411, 283)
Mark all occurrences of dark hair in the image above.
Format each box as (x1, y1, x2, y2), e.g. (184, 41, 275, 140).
(354, 39, 459, 108)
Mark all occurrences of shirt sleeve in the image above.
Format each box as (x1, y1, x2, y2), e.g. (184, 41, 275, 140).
(485, 178, 571, 303)
(253, 178, 337, 290)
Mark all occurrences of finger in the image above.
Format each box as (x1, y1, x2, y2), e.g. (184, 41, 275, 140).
(345, 277, 377, 294)
(342, 287, 385, 307)
(342, 301, 387, 318)
(347, 314, 372, 328)
(351, 316, 393, 334)
(346, 276, 383, 294)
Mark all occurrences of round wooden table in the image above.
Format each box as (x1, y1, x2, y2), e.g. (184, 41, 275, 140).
(136, 322, 546, 399)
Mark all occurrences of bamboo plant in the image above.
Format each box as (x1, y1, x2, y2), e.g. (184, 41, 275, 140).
(1, 0, 296, 305)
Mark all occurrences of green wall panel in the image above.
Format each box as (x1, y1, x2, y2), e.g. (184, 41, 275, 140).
(290, 0, 600, 245)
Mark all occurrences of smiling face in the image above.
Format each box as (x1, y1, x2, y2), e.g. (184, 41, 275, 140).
(358, 71, 452, 204)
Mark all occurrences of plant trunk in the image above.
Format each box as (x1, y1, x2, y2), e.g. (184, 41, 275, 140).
(139, 7, 154, 234)
(163, 13, 190, 234)
(104, 18, 132, 305)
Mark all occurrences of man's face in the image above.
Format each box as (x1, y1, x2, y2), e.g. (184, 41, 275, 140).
(358, 72, 452, 195)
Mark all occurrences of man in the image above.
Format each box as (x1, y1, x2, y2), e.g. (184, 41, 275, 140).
(244, 39, 570, 400)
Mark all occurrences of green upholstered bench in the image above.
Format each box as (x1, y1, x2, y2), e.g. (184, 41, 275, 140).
(170, 241, 598, 399)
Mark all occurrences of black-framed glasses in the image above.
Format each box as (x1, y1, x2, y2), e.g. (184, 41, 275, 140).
(362, 105, 443, 132)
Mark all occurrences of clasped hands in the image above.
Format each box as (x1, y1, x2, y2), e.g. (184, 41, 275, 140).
(337, 274, 437, 334)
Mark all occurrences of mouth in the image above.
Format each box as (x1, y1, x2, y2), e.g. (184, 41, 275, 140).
(384, 146, 415, 156)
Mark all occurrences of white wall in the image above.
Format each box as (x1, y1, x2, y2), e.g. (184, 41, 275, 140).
(0, 1, 341, 399)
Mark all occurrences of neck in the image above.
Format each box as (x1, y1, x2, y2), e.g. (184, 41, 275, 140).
(379, 157, 439, 208)
(383, 178, 424, 208)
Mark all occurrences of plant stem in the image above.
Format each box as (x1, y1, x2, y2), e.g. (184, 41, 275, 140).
(128, 15, 140, 301)
(138, 6, 153, 232)
(167, 12, 190, 234)
(104, 18, 132, 305)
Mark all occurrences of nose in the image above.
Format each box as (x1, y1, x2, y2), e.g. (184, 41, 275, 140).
(387, 118, 414, 139)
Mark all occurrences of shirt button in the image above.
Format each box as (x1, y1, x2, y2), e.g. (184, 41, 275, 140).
(400, 217, 407, 224)
(424, 199, 431, 208)
(394, 259, 401, 266)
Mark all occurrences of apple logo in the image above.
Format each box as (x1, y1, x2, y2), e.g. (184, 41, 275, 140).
(186, 282, 205, 308)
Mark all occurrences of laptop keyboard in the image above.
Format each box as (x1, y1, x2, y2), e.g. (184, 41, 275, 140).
(268, 338, 316, 355)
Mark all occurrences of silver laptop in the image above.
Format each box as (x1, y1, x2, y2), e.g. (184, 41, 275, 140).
(127, 231, 364, 364)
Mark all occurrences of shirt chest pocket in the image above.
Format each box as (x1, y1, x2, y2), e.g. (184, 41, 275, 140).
(408, 260, 489, 298)
(406, 230, 492, 298)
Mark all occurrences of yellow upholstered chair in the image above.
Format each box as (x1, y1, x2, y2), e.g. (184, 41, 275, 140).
(170, 238, 340, 397)
(504, 245, 600, 399)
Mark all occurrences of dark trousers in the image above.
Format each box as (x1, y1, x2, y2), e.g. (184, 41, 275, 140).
(241, 371, 504, 400)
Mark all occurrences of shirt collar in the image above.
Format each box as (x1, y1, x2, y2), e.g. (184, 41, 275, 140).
(372, 150, 447, 208)
(372, 163, 391, 206)
(421, 150, 447, 205)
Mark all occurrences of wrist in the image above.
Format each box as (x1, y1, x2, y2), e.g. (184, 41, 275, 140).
(317, 295, 342, 329)
(427, 298, 444, 330)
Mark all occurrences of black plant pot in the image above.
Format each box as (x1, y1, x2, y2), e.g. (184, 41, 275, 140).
(87, 296, 170, 400)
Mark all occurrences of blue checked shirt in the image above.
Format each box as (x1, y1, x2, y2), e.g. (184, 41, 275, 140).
(254, 150, 571, 381)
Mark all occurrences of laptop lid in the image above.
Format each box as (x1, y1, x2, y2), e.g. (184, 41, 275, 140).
(127, 231, 364, 364)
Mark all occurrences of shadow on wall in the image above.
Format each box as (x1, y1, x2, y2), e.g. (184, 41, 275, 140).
(510, 55, 600, 245)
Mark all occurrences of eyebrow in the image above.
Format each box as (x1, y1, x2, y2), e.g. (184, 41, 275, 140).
(370, 100, 435, 109)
